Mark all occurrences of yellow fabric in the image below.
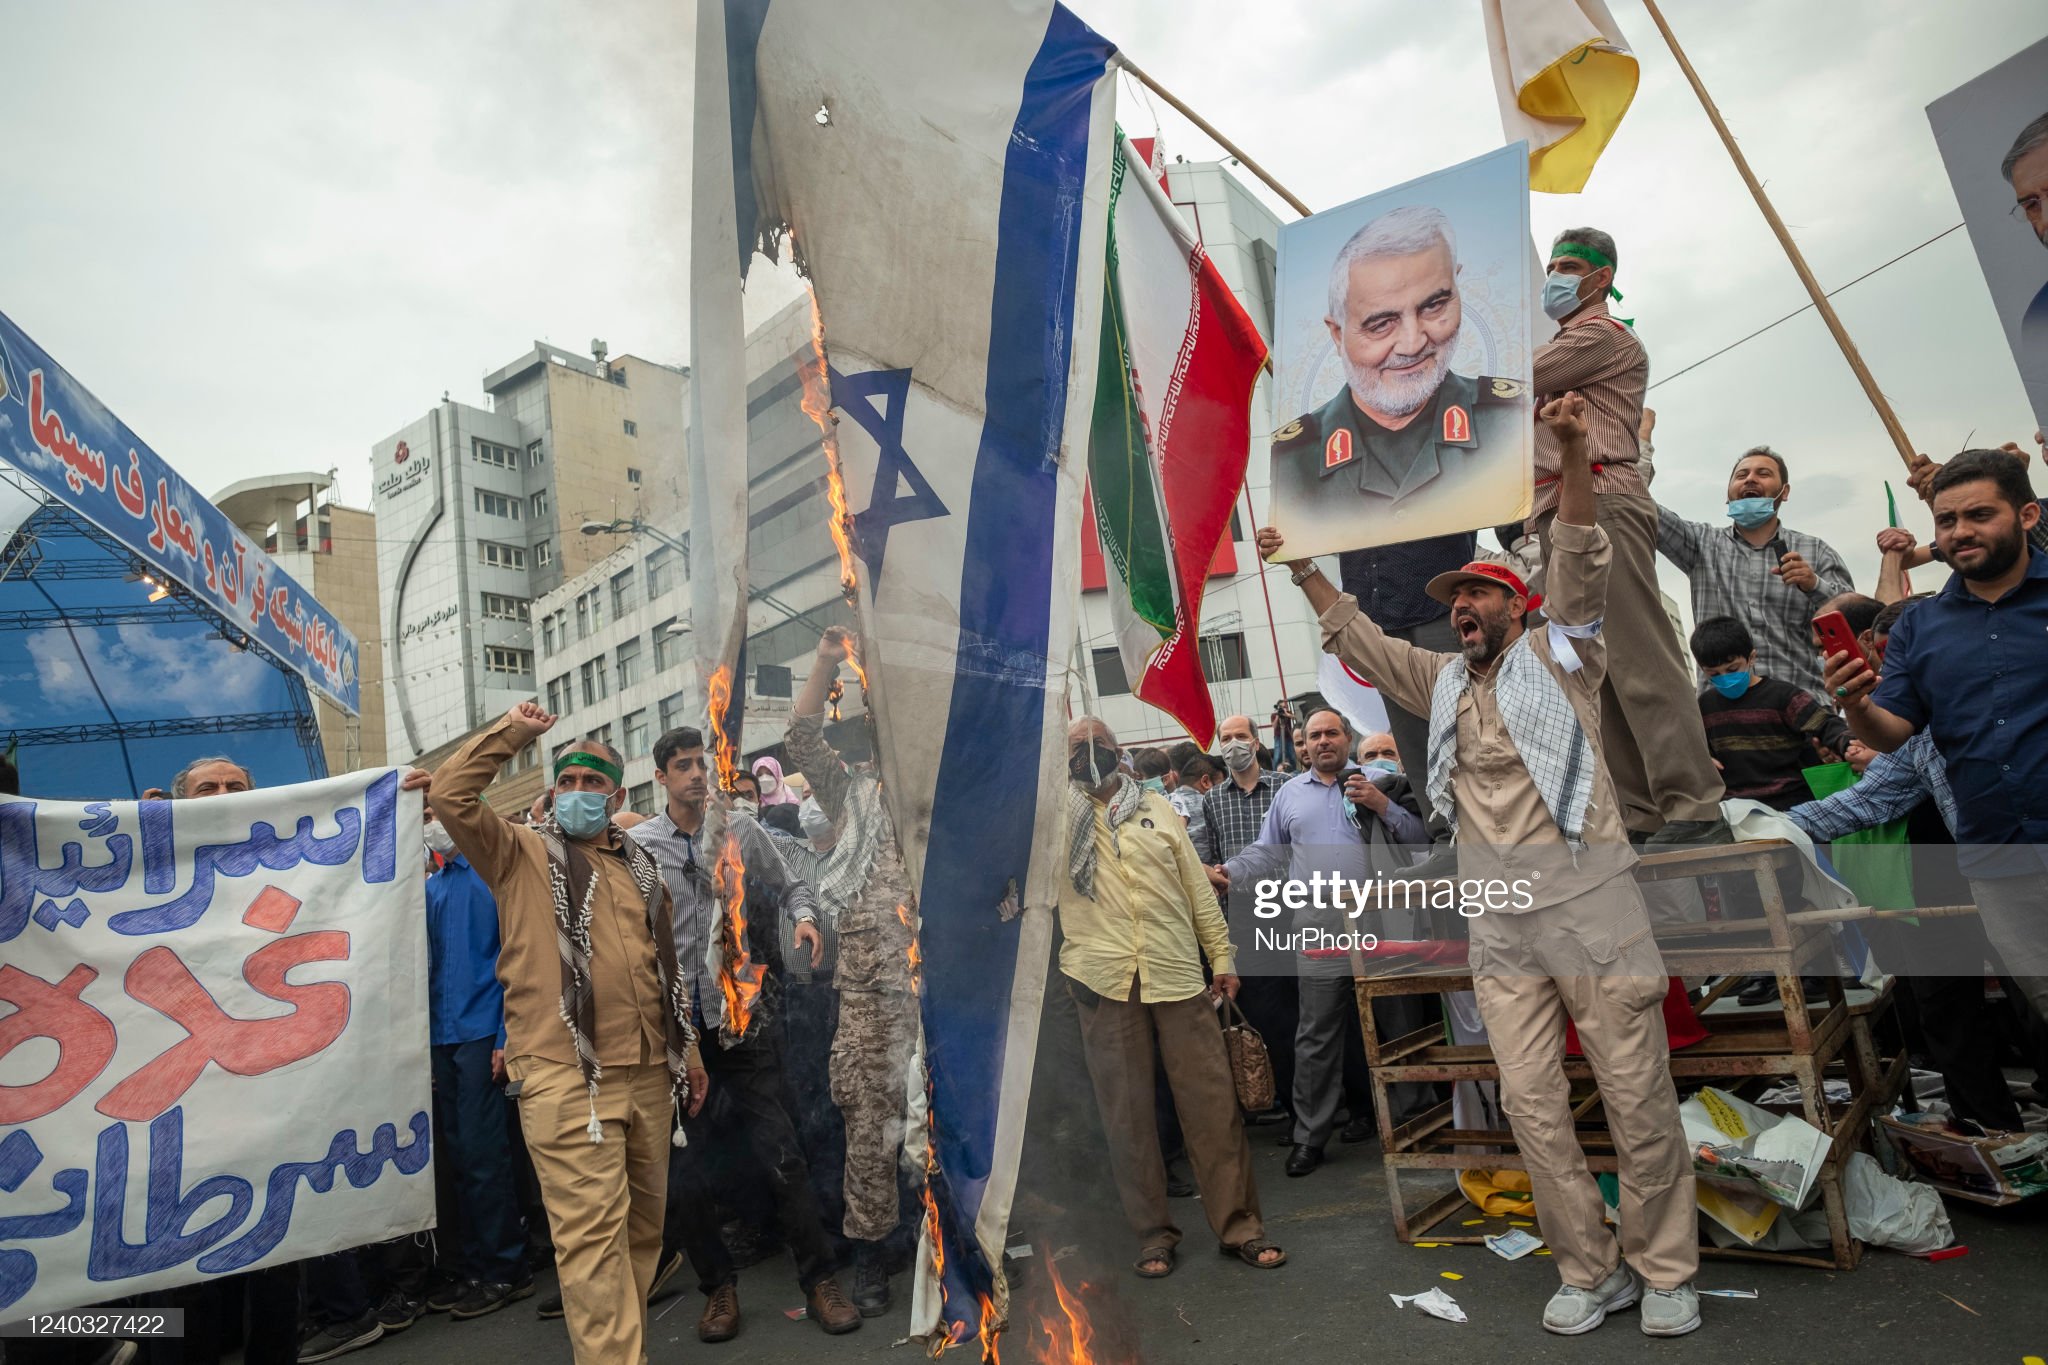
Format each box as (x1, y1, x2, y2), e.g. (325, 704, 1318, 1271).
(1058, 789, 1235, 1002)
(1483, 0, 1640, 195)
(1461, 1167, 1539, 1216)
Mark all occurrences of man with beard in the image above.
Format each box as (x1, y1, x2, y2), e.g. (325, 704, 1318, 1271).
(1269, 205, 1525, 804)
(2002, 112, 2048, 342)
(1828, 447, 2048, 1032)
(1260, 393, 1702, 1338)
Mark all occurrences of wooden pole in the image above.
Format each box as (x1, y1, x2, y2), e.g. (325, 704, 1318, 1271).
(1639, 0, 1918, 470)
(1112, 54, 1314, 218)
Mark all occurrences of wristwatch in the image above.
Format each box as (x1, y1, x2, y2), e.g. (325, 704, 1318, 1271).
(1289, 562, 1321, 586)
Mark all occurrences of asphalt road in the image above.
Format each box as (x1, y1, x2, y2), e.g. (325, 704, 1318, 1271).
(353, 1131, 2048, 1365)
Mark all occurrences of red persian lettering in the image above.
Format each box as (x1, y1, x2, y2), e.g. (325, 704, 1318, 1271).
(113, 451, 148, 519)
(95, 934, 353, 1123)
(0, 963, 118, 1125)
(27, 371, 110, 495)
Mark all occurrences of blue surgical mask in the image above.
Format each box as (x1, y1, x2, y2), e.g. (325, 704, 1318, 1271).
(1710, 671, 1754, 699)
(1365, 758, 1401, 775)
(1727, 496, 1779, 530)
(554, 790, 613, 839)
(1541, 271, 1586, 320)
(1141, 777, 1166, 794)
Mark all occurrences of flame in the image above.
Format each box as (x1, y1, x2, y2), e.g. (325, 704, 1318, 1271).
(799, 287, 863, 606)
(897, 903, 922, 996)
(705, 664, 763, 1036)
(978, 1294, 1003, 1364)
(1030, 1259, 1100, 1365)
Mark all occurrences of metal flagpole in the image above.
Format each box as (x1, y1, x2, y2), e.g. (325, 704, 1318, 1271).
(1638, 0, 1918, 469)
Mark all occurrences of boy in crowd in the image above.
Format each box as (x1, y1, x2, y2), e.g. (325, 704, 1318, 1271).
(1690, 615, 1850, 812)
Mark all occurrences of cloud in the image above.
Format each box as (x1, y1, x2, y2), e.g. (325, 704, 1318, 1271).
(23, 622, 272, 718)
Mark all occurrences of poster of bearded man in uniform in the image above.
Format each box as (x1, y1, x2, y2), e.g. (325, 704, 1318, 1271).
(1267, 144, 1535, 559)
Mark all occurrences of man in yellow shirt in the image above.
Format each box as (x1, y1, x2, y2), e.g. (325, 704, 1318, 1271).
(1059, 716, 1285, 1279)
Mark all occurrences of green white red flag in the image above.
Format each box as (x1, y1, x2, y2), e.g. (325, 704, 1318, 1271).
(1086, 131, 1269, 744)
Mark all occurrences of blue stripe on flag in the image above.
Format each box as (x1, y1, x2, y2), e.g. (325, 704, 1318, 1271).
(916, 0, 1113, 1328)
(726, 0, 771, 276)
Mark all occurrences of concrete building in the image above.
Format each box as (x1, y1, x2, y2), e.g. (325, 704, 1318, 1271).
(371, 340, 688, 763)
(532, 295, 863, 811)
(214, 471, 387, 774)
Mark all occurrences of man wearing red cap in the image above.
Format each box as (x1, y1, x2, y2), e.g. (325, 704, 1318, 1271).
(1258, 393, 1701, 1339)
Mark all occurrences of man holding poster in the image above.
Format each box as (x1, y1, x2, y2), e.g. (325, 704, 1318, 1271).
(431, 704, 707, 1365)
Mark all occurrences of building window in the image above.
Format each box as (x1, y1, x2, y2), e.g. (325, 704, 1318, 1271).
(541, 612, 558, 655)
(1091, 647, 1131, 697)
(627, 466, 643, 485)
(623, 420, 638, 438)
(513, 741, 540, 772)
(479, 540, 526, 570)
(611, 368, 630, 388)
(485, 646, 533, 675)
(580, 658, 609, 706)
(659, 691, 688, 733)
(647, 545, 677, 597)
(629, 781, 656, 815)
(536, 539, 553, 567)
(1197, 631, 1252, 683)
(475, 489, 521, 520)
(616, 636, 643, 689)
(531, 490, 550, 519)
(653, 619, 682, 671)
(589, 723, 615, 749)
(546, 673, 573, 715)
(623, 708, 649, 759)
(482, 592, 528, 622)
(527, 440, 546, 467)
(472, 439, 518, 469)
(611, 567, 636, 616)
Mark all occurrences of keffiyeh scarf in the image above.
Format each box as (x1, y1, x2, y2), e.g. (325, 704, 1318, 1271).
(1066, 773, 1144, 900)
(1424, 627, 1598, 848)
(538, 816, 699, 1145)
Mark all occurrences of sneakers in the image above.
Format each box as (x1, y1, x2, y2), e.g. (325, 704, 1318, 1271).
(1641, 1284, 1702, 1337)
(535, 1292, 565, 1321)
(449, 1277, 535, 1321)
(297, 1314, 384, 1363)
(373, 1287, 423, 1334)
(424, 1276, 467, 1314)
(1541, 1265, 1640, 1336)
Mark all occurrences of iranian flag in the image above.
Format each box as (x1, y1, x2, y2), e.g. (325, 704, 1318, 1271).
(1087, 131, 1269, 744)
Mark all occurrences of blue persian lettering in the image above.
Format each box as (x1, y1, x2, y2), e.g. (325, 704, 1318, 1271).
(198, 1108, 430, 1273)
(0, 802, 135, 944)
(0, 1131, 89, 1314)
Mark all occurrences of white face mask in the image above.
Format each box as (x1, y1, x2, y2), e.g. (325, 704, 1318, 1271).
(424, 822, 457, 857)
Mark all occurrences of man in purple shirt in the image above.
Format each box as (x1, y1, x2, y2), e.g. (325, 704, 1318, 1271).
(1217, 709, 1427, 1176)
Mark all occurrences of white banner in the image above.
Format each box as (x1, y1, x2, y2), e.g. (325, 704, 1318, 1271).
(0, 771, 430, 1321)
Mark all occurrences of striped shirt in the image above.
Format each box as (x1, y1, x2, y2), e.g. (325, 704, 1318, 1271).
(1656, 511, 1854, 697)
(1531, 312, 1648, 519)
(1696, 677, 1851, 811)
(1787, 730, 1956, 842)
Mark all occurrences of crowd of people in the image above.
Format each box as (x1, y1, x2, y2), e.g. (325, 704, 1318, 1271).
(15, 220, 2048, 1360)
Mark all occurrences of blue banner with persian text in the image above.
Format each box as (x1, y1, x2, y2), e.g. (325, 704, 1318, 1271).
(0, 310, 361, 713)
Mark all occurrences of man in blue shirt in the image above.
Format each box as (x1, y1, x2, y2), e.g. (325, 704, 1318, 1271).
(1829, 448, 2048, 1030)
(1218, 708, 1427, 1176)
(422, 816, 533, 1318)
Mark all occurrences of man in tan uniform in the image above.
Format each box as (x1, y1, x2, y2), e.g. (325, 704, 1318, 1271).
(1259, 393, 1700, 1339)
(431, 701, 708, 1365)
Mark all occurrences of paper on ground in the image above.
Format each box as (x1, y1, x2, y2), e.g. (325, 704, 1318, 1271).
(1390, 1288, 1467, 1322)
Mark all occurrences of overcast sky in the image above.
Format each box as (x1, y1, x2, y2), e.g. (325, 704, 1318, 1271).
(2, 0, 2044, 623)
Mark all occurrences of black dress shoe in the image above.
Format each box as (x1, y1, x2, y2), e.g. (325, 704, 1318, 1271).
(1284, 1144, 1323, 1177)
(1339, 1116, 1374, 1144)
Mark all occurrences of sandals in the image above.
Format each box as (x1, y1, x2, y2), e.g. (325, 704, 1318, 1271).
(1221, 1239, 1288, 1269)
(1134, 1246, 1177, 1278)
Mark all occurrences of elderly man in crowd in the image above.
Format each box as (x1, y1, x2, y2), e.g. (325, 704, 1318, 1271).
(1062, 715, 1285, 1278)
(1658, 445, 1855, 697)
(1533, 227, 1728, 847)
(431, 704, 708, 1365)
(1263, 393, 1701, 1338)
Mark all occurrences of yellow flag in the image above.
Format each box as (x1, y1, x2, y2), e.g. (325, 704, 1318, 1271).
(1482, 0, 1639, 194)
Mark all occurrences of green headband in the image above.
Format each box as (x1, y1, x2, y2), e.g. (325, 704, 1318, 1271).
(1550, 242, 1624, 302)
(554, 750, 624, 785)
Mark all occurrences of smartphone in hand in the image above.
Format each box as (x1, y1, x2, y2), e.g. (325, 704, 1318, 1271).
(1811, 610, 1868, 673)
